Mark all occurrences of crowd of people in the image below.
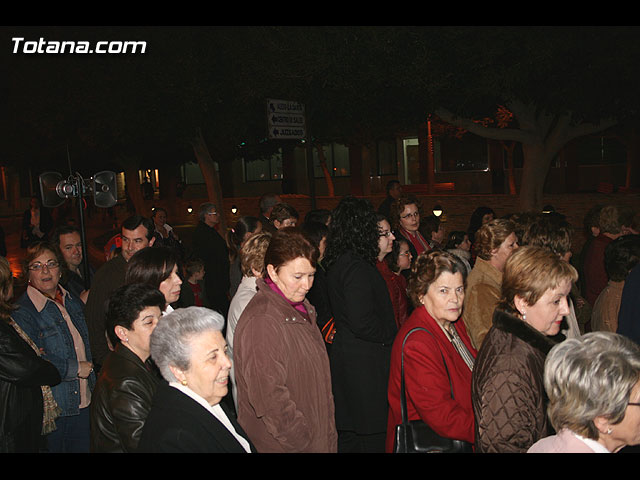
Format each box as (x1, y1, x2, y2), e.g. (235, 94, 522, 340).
(1, 185, 640, 454)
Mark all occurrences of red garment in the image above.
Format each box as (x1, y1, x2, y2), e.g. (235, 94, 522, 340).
(386, 305, 477, 452)
(584, 234, 614, 306)
(376, 260, 409, 329)
(188, 282, 204, 307)
(397, 227, 429, 256)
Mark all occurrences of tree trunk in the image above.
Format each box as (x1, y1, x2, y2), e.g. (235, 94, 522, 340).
(436, 103, 617, 213)
(501, 141, 517, 195)
(519, 143, 555, 212)
(191, 128, 227, 232)
(315, 144, 335, 197)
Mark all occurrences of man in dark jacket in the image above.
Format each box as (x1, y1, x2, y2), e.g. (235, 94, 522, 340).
(191, 203, 230, 318)
(377, 180, 402, 221)
(258, 193, 281, 234)
(51, 225, 94, 301)
(84, 216, 155, 369)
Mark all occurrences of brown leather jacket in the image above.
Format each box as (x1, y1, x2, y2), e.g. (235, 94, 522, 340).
(471, 308, 560, 453)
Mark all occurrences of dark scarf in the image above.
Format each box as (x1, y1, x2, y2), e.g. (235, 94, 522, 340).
(492, 308, 562, 356)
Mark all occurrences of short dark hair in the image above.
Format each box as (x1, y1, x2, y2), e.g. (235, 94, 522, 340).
(19, 241, 62, 286)
(408, 250, 466, 308)
(522, 214, 573, 256)
(226, 216, 261, 261)
(105, 283, 166, 347)
(151, 207, 167, 218)
(259, 193, 280, 214)
(264, 227, 318, 274)
(270, 203, 299, 224)
(185, 258, 205, 278)
(385, 238, 410, 274)
(386, 180, 400, 194)
(303, 209, 331, 226)
(121, 215, 154, 241)
(302, 221, 329, 250)
(125, 246, 180, 289)
(50, 225, 81, 248)
(604, 234, 640, 282)
(389, 194, 422, 231)
(420, 214, 441, 239)
(445, 231, 468, 250)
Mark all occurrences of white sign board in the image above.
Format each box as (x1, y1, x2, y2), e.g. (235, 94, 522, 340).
(267, 99, 306, 139)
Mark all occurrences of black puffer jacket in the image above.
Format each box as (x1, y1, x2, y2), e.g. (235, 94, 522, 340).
(89, 343, 162, 452)
(471, 308, 560, 453)
(0, 318, 61, 453)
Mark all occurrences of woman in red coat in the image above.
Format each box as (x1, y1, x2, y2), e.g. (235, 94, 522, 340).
(386, 250, 477, 452)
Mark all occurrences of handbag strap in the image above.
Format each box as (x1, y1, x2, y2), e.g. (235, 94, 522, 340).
(399, 326, 454, 427)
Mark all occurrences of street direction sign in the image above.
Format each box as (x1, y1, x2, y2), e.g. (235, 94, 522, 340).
(267, 99, 306, 139)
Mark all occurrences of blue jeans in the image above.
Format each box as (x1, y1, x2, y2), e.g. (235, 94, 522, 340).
(45, 407, 90, 453)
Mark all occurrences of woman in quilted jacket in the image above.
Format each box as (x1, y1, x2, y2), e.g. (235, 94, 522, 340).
(471, 246, 578, 453)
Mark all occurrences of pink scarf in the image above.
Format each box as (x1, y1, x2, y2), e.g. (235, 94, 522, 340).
(264, 277, 308, 317)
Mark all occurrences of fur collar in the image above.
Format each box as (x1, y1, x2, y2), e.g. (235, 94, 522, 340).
(492, 308, 560, 355)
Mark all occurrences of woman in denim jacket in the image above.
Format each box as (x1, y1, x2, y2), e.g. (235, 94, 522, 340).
(13, 242, 95, 453)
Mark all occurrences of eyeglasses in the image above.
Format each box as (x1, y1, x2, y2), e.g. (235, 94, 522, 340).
(379, 230, 393, 237)
(629, 402, 640, 407)
(399, 251, 412, 257)
(207, 211, 218, 216)
(28, 260, 60, 271)
(401, 211, 419, 219)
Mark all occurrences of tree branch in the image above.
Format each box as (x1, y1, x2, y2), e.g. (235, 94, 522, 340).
(435, 108, 534, 143)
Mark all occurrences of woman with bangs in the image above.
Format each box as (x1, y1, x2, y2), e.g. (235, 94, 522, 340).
(234, 227, 337, 452)
(386, 250, 476, 453)
(124, 246, 182, 314)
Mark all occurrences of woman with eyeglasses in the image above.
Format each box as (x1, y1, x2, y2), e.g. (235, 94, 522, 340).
(376, 215, 409, 329)
(12, 241, 95, 452)
(389, 194, 430, 269)
(324, 197, 397, 452)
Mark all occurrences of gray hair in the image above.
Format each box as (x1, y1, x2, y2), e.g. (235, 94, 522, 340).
(198, 202, 217, 223)
(150, 307, 225, 382)
(544, 331, 640, 439)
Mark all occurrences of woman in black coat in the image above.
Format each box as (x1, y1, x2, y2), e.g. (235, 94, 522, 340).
(0, 257, 60, 452)
(138, 307, 254, 453)
(324, 196, 397, 453)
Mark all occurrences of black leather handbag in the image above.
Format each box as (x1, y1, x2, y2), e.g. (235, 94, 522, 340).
(393, 327, 474, 453)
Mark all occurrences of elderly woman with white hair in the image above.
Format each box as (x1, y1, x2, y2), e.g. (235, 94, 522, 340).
(528, 331, 640, 453)
(137, 307, 255, 453)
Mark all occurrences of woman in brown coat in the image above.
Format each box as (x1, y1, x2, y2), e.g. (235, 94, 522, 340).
(472, 246, 578, 453)
(462, 218, 518, 350)
(233, 228, 337, 453)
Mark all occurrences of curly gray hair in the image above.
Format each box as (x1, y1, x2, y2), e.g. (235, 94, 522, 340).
(150, 307, 225, 383)
(544, 331, 640, 440)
